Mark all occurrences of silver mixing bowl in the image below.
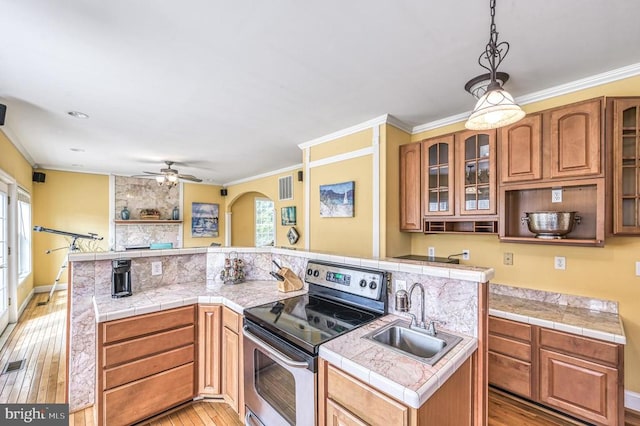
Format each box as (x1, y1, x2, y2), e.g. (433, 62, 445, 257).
(521, 211, 580, 239)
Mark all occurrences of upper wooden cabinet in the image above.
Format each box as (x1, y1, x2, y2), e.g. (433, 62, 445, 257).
(456, 130, 497, 216)
(499, 114, 542, 183)
(499, 98, 604, 185)
(399, 142, 422, 231)
(422, 135, 455, 217)
(610, 97, 640, 234)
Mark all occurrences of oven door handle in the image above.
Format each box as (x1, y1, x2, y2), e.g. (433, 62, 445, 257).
(243, 326, 310, 369)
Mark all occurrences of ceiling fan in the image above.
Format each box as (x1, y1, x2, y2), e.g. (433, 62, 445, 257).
(140, 161, 203, 187)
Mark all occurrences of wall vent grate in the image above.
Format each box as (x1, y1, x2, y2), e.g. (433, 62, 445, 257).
(3, 359, 25, 374)
(278, 175, 293, 201)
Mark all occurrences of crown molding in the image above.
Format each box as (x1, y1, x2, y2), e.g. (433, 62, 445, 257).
(297, 114, 391, 149)
(411, 61, 640, 134)
(223, 162, 303, 187)
(385, 114, 413, 133)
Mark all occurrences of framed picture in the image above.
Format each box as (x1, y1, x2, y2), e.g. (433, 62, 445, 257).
(320, 181, 354, 218)
(191, 202, 219, 237)
(281, 206, 297, 225)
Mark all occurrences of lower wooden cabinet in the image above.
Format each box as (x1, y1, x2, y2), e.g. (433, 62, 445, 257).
(198, 305, 222, 395)
(488, 316, 624, 426)
(222, 306, 242, 414)
(319, 357, 472, 426)
(97, 305, 197, 426)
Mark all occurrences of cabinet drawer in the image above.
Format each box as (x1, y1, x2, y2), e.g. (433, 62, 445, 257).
(104, 344, 194, 390)
(104, 325, 194, 367)
(489, 316, 531, 342)
(488, 351, 532, 399)
(103, 362, 195, 426)
(327, 364, 409, 426)
(539, 328, 619, 366)
(102, 305, 195, 344)
(488, 335, 531, 362)
(222, 307, 240, 333)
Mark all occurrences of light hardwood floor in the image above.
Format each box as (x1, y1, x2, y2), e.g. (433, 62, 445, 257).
(2, 291, 640, 425)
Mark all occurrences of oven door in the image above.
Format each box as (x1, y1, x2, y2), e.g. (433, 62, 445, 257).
(243, 321, 316, 426)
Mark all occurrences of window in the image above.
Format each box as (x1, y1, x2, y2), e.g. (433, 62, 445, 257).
(255, 198, 275, 247)
(17, 189, 31, 281)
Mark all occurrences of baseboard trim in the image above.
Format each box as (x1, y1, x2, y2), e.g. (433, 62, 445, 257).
(33, 283, 68, 294)
(627, 390, 640, 411)
(17, 288, 34, 319)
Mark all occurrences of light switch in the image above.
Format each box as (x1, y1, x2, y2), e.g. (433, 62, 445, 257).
(635, 262, 640, 276)
(152, 261, 162, 276)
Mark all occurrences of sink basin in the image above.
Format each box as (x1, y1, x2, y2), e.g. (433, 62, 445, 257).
(363, 320, 462, 365)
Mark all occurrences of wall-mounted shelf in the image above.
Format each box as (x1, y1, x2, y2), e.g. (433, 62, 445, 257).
(114, 220, 183, 224)
(424, 219, 498, 234)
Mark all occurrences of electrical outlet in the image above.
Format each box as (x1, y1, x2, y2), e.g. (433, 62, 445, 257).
(151, 261, 163, 276)
(396, 280, 407, 291)
(428, 247, 435, 257)
(462, 249, 470, 260)
(503, 252, 513, 265)
(552, 188, 563, 203)
(554, 256, 566, 270)
(635, 262, 640, 276)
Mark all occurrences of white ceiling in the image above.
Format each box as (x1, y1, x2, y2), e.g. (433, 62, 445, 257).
(1, 1, 640, 185)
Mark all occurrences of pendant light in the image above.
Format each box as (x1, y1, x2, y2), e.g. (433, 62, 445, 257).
(465, 0, 525, 130)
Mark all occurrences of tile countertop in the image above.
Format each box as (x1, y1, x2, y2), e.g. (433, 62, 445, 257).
(319, 315, 477, 409)
(489, 293, 626, 345)
(92, 280, 307, 322)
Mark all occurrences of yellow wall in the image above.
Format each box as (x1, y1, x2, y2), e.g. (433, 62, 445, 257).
(0, 130, 34, 308)
(226, 167, 304, 249)
(407, 74, 640, 392)
(182, 183, 225, 247)
(384, 124, 413, 257)
(32, 170, 110, 286)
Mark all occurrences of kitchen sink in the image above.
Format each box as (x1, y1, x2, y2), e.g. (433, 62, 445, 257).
(363, 320, 462, 365)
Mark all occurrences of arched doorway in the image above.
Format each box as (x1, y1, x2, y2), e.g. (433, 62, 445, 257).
(229, 191, 275, 247)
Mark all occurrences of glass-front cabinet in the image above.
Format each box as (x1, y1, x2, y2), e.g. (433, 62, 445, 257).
(422, 135, 454, 216)
(613, 98, 640, 234)
(457, 130, 497, 216)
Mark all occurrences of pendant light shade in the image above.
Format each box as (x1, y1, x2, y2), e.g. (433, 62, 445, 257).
(464, 0, 524, 130)
(465, 87, 525, 130)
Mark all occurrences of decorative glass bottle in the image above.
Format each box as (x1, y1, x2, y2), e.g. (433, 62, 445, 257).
(172, 206, 180, 220)
(120, 206, 130, 220)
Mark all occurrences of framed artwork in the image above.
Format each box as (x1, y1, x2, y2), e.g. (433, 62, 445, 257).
(281, 206, 297, 225)
(287, 227, 299, 244)
(319, 181, 354, 217)
(191, 202, 219, 237)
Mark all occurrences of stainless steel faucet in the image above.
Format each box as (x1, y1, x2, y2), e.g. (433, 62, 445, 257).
(395, 283, 426, 329)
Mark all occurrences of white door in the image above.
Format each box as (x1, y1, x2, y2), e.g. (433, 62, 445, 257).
(0, 182, 9, 333)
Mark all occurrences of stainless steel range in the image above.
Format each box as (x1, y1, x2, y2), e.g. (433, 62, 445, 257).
(243, 260, 389, 426)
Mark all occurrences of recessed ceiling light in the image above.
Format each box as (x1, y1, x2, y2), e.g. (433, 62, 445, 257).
(67, 111, 89, 119)
(70, 148, 85, 152)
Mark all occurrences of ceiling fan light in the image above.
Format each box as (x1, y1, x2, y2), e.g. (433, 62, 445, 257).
(465, 88, 525, 130)
(156, 176, 165, 185)
(167, 174, 178, 183)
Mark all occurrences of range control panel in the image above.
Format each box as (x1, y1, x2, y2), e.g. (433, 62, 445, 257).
(305, 260, 386, 301)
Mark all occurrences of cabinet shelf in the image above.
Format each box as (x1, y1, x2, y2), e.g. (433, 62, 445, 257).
(114, 220, 183, 224)
(425, 219, 498, 234)
(499, 236, 604, 247)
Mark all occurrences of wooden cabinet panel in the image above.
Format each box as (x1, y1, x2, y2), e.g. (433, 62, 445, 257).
(499, 114, 542, 183)
(326, 399, 368, 426)
(103, 305, 195, 344)
(103, 325, 194, 367)
(489, 335, 531, 362)
(422, 135, 455, 217)
(456, 129, 497, 216)
(103, 363, 195, 426)
(547, 98, 603, 179)
(399, 142, 422, 231)
(223, 306, 240, 333)
(539, 328, 619, 366)
(488, 351, 532, 398)
(327, 364, 409, 426)
(198, 305, 221, 395)
(222, 326, 240, 412)
(104, 344, 194, 390)
(539, 349, 618, 425)
(489, 316, 532, 342)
